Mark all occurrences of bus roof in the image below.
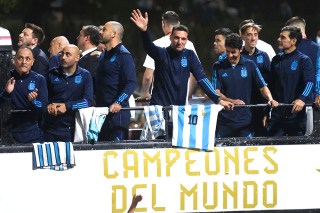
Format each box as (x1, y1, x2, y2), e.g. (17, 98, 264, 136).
(0, 27, 12, 46)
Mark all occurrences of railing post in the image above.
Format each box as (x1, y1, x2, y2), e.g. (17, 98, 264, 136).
(163, 106, 170, 142)
(0, 44, 13, 145)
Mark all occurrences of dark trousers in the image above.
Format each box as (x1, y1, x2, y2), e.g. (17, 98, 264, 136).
(216, 123, 253, 138)
(44, 129, 74, 142)
(12, 126, 44, 143)
(98, 111, 130, 141)
(251, 108, 268, 137)
(267, 119, 306, 136)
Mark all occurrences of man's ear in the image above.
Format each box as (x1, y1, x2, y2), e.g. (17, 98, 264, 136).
(111, 31, 116, 38)
(30, 58, 35, 67)
(32, 37, 38, 45)
(291, 37, 297, 45)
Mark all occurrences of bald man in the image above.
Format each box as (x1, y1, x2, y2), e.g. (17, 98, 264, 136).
(48, 36, 69, 70)
(44, 44, 94, 141)
(96, 21, 137, 141)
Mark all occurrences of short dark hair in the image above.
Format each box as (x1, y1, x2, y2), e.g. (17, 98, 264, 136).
(82, 25, 100, 46)
(172, 25, 189, 34)
(225, 33, 243, 50)
(214, 28, 233, 37)
(162, 11, 180, 26)
(285, 16, 306, 27)
(281, 26, 302, 46)
(25, 23, 45, 45)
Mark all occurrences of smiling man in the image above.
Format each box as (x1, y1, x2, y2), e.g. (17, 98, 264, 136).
(240, 22, 271, 136)
(266, 26, 314, 136)
(139, 11, 199, 102)
(212, 33, 277, 138)
(130, 9, 233, 110)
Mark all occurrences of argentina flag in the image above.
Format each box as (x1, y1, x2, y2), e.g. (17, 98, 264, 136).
(172, 104, 223, 151)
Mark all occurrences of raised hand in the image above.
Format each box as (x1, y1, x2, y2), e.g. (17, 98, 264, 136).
(5, 77, 15, 94)
(127, 194, 143, 213)
(130, 9, 148, 32)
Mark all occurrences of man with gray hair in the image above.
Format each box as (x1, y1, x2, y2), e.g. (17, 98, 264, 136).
(48, 36, 69, 70)
(0, 46, 48, 143)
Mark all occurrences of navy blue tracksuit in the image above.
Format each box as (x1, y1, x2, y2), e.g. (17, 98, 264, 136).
(268, 50, 314, 136)
(32, 46, 49, 76)
(0, 70, 48, 143)
(141, 31, 220, 106)
(297, 39, 320, 103)
(44, 66, 94, 141)
(213, 56, 267, 138)
(95, 43, 137, 141)
(241, 48, 271, 136)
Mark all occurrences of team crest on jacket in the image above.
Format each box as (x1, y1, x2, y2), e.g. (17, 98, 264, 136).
(291, 60, 298, 71)
(28, 81, 35, 91)
(222, 73, 228, 77)
(257, 55, 263, 64)
(241, 67, 248, 78)
(75, 76, 82, 84)
(52, 77, 60, 84)
(181, 57, 187, 67)
(109, 55, 116, 62)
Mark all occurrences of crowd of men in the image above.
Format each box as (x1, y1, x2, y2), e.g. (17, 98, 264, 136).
(0, 10, 319, 143)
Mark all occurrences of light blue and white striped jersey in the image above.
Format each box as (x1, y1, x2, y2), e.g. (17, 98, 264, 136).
(140, 105, 166, 140)
(32, 141, 75, 170)
(74, 107, 109, 143)
(172, 104, 223, 151)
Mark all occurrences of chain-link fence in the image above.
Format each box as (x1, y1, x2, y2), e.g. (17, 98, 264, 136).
(0, 31, 14, 144)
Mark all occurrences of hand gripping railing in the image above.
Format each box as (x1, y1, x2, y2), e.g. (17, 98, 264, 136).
(5, 102, 318, 144)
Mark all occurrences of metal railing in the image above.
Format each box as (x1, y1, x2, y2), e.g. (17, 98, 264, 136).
(1, 100, 319, 146)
